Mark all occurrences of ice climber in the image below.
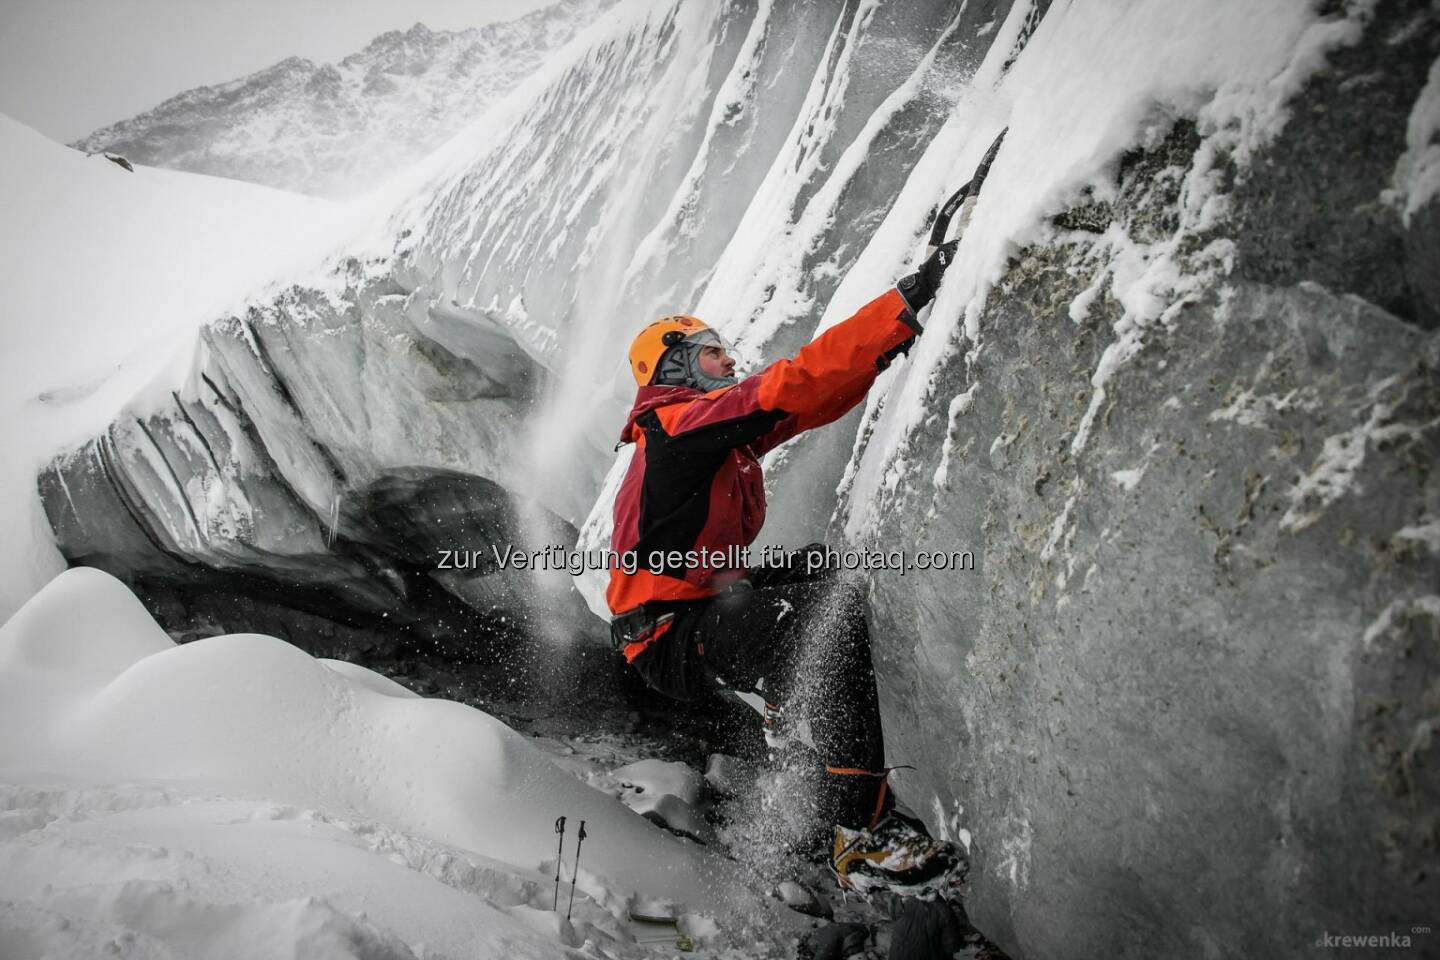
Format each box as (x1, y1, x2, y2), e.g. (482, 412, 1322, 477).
(607, 241, 964, 892)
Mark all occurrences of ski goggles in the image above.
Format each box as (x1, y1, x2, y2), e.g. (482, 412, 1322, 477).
(660, 325, 731, 354)
(680, 327, 729, 352)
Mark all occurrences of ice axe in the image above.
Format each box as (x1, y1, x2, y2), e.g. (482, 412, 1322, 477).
(926, 128, 1008, 257)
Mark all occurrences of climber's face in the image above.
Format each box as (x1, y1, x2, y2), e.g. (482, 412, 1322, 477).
(696, 344, 736, 380)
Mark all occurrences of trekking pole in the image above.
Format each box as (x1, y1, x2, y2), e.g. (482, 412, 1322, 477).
(926, 128, 1008, 257)
(552, 816, 567, 911)
(566, 820, 588, 921)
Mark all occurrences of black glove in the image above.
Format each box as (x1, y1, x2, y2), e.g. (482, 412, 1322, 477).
(897, 238, 959, 316)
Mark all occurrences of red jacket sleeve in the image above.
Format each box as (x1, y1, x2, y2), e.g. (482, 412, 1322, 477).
(651, 288, 918, 450)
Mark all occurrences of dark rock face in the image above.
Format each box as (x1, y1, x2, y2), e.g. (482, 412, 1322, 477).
(847, 5, 1440, 957)
(1229, 1, 1440, 329)
(877, 274, 1437, 957)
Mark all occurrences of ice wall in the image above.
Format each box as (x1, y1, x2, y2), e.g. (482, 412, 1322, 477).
(33, 0, 1440, 954)
(38, 0, 993, 698)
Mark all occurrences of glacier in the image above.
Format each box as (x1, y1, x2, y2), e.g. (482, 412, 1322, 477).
(12, 0, 1440, 956)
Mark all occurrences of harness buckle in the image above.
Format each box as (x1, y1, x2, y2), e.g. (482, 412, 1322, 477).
(609, 607, 675, 662)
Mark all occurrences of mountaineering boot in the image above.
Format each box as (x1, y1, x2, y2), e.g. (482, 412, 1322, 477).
(822, 768, 958, 893)
(831, 808, 959, 894)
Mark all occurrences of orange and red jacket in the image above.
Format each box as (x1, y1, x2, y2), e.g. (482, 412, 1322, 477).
(606, 287, 920, 617)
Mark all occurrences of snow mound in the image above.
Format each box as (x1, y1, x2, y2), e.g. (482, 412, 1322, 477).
(0, 568, 761, 952)
(0, 566, 171, 679)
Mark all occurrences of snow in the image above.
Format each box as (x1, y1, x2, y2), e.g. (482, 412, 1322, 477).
(1388, 54, 1440, 225)
(1109, 467, 1147, 492)
(995, 817, 1032, 890)
(695, 1, 965, 349)
(1067, 269, 1106, 323)
(0, 0, 1408, 945)
(0, 786, 600, 960)
(1210, 384, 1308, 428)
(1279, 375, 1400, 533)
(1393, 517, 1440, 554)
(0, 114, 364, 623)
(602, 760, 703, 812)
(1108, 441, 1160, 492)
(555, 1, 1007, 607)
(73, 1, 619, 199)
(1361, 594, 1440, 649)
(620, 0, 778, 289)
(1039, 481, 1082, 565)
(0, 567, 780, 958)
(8, 0, 1381, 619)
(590, 760, 709, 842)
(932, 385, 979, 491)
(842, 0, 1370, 541)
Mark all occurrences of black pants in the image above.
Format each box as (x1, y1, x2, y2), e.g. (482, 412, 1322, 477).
(616, 552, 887, 827)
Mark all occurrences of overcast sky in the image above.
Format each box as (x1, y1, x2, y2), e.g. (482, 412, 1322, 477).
(0, 0, 556, 143)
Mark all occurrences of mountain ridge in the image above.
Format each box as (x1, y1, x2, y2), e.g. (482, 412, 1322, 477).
(72, 0, 617, 197)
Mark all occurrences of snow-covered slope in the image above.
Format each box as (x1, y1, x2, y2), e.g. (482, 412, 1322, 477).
(23, 0, 1440, 956)
(72, 0, 616, 198)
(0, 113, 358, 624)
(0, 567, 784, 958)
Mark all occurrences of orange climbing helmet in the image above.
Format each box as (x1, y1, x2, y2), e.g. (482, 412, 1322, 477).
(627, 315, 727, 386)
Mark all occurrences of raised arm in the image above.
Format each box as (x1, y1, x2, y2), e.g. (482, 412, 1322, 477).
(644, 288, 920, 455)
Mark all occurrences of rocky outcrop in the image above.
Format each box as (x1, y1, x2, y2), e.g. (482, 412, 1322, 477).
(837, 4, 1440, 956)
